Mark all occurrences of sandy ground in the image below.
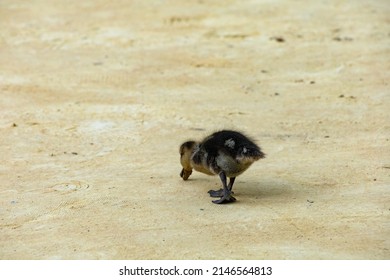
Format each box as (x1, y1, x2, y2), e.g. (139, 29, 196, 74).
(0, 0, 389, 260)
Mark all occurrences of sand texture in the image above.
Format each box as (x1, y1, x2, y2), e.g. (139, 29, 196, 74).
(0, 0, 389, 259)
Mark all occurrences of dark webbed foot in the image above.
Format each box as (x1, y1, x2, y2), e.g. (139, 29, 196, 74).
(208, 188, 234, 197)
(212, 194, 236, 204)
(210, 173, 237, 204)
(208, 188, 224, 197)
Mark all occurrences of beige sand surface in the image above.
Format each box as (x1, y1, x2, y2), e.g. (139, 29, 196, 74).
(0, 0, 389, 259)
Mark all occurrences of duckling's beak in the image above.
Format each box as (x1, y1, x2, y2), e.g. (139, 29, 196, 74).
(180, 168, 192, 180)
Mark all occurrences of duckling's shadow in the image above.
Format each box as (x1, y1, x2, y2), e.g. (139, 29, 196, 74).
(190, 177, 295, 199)
(209, 180, 295, 198)
(237, 180, 293, 199)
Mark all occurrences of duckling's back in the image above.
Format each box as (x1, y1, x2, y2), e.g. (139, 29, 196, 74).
(203, 130, 265, 161)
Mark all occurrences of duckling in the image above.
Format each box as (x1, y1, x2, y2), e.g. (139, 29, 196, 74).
(179, 130, 265, 204)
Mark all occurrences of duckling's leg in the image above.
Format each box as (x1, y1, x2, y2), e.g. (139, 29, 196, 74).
(208, 177, 236, 197)
(228, 177, 236, 191)
(210, 172, 237, 204)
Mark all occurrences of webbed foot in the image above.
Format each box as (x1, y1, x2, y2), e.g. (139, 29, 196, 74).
(212, 194, 237, 204)
(208, 188, 223, 197)
(211, 173, 237, 204)
(208, 188, 234, 197)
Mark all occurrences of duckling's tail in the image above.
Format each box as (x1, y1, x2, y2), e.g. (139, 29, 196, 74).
(250, 149, 266, 160)
(254, 149, 266, 159)
(239, 146, 265, 161)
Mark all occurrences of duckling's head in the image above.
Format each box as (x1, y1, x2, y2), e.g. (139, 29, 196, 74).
(179, 141, 197, 180)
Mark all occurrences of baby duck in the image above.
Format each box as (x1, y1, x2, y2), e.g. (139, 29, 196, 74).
(179, 130, 265, 204)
